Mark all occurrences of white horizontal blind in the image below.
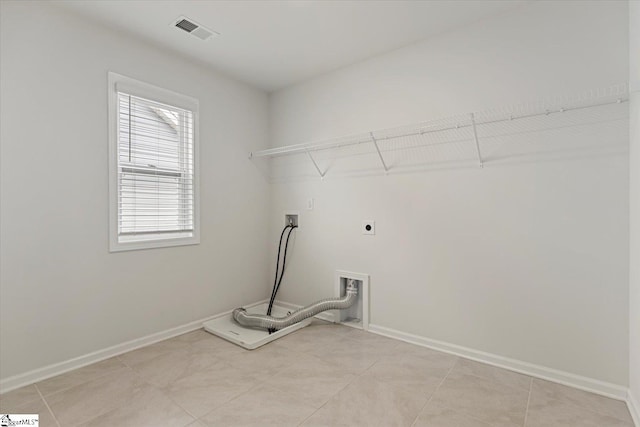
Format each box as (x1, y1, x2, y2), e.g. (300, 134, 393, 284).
(117, 92, 194, 238)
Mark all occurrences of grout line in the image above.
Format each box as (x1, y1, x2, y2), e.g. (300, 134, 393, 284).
(0, 387, 42, 406)
(196, 382, 262, 422)
(77, 365, 199, 427)
(522, 378, 533, 427)
(126, 365, 200, 422)
(163, 343, 310, 422)
(35, 384, 61, 427)
(536, 391, 634, 425)
(409, 356, 459, 427)
(36, 359, 129, 400)
(163, 392, 200, 422)
(295, 363, 362, 426)
(295, 379, 355, 427)
(115, 354, 131, 369)
(427, 401, 500, 427)
(367, 324, 628, 401)
(410, 359, 509, 427)
(455, 370, 532, 393)
(356, 357, 383, 378)
(295, 395, 333, 425)
(436, 356, 459, 390)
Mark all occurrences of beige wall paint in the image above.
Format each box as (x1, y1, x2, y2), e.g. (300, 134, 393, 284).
(0, 1, 270, 379)
(268, 0, 630, 385)
(629, 0, 640, 416)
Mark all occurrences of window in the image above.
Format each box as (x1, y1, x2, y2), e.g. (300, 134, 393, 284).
(108, 73, 199, 251)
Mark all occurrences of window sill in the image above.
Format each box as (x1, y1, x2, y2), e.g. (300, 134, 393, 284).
(109, 234, 199, 252)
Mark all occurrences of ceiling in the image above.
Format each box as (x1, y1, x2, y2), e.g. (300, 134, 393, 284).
(54, 1, 525, 92)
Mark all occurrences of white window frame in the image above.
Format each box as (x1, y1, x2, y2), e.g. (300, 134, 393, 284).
(108, 72, 200, 252)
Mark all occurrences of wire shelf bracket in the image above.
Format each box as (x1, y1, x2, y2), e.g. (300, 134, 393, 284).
(306, 150, 326, 178)
(470, 113, 484, 168)
(249, 84, 629, 180)
(370, 132, 390, 173)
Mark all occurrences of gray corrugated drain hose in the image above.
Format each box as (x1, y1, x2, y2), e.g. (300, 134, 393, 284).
(232, 279, 358, 331)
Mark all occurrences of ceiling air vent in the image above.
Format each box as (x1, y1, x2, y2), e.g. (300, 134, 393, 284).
(176, 18, 198, 33)
(173, 16, 219, 41)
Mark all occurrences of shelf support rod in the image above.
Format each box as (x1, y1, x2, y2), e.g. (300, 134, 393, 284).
(306, 150, 325, 178)
(370, 132, 389, 173)
(470, 113, 484, 168)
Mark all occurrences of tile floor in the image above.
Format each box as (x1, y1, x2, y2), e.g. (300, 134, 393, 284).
(0, 320, 634, 427)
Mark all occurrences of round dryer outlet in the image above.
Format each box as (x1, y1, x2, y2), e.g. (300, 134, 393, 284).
(362, 220, 375, 235)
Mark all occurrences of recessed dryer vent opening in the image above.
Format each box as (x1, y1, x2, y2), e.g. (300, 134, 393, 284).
(335, 270, 369, 330)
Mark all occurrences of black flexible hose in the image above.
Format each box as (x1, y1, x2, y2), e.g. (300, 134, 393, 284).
(267, 224, 292, 316)
(270, 225, 296, 310)
(268, 225, 296, 315)
(267, 224, 297, 333)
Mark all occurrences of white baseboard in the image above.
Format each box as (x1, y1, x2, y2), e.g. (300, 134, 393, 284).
(0, 299, 268, 394)
(628, 389, 640, 427)
(367, 323, 628, 401)
(2, 299, 631, 408)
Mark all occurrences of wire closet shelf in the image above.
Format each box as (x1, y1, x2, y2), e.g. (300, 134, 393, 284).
(250, 84, 629, 180)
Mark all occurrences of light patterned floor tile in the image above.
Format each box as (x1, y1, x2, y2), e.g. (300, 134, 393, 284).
(530, 379, 632, 424)
(393, 342, 455, 360)
(2, 396, 58, 427)
(264, 354, 357, 409)
(45, 367, 146, 427)
(309, 330, 402, 375)
(430, 371, 528, 427)
(302, 375, 429, 427)
(130, 347, 220, 389)
(5, 324, 635, 427)
(386, 342, 459, 371)
(188, 334, 246, 359)
(271, 325, 348, 353)
(413, 402, 493, 427)
(163, 359, 262, 418)
(37, 358, 126, 396)
(340, 328, 402, 347)
(216, 342, 308, 379)
(78, 384, 194, 427)
(118, 338, 189, 367)
(452, 358, 532, 391)
(310, 337, 392, 374)
(0, 384, 42, 411)
(200, 384, 317, 427)
(525, 390, 633, 427)
(363, 352, 454, 397)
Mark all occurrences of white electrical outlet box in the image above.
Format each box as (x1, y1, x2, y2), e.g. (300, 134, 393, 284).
(285, 212, 299, 228)
(307, 198, 314, 210)
(362, 220, 375, 235)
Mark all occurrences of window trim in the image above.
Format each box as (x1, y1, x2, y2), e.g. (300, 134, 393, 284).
(108, 72, 200, 252)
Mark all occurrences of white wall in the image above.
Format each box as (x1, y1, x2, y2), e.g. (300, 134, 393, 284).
(0, 1, 270, 380)
(629, 0, 640, 418)
(268, 1, 630, 385)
